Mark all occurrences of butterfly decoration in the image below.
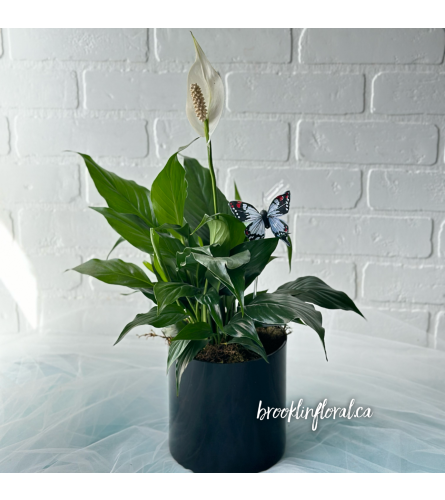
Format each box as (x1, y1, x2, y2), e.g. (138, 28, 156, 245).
(229, 191, 291, 247)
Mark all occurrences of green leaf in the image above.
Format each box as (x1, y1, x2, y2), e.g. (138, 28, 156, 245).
(142, 290, 157, 303)
(196, 287, 223, 330)
(71, 258, 153, 290)
(245, 293, 327, 360)
(157, 234, 186, 259)
(172, 322, 213, 341)
(228, 337, 268, 363)
(205, 269, 221, 292)
(220, 214, 246, 249)
(107, 236, 125, 260)
(176, 245, 214, 268)
(78, 153, 157, 227)
(152, 153, 187, 226)
(190, 213, 220, 236)
(231, 238, 278, 288)
(177, 136, 200, 153)
(276, 276, 364, 318)
(208, 218, 230, 255)
(154, 281, 202, 313)
(192, 213, 245, 251)
(190, 251, 250, 313)
(245, 289, 268, 306)
(234, 181, 242, 201)
(153, 255, 167, 282)
(156, 234, 186, 281)
(227, 267, 245, 312)
(167, 340, 191, 374)
(91, 207, 153, 254)
(183, 157, 231, 243)
(154, 222, 194, 245)
(223, 314, 262, 346)
(150, 228, 169, 281)
(287, 235, 293, 272)
(114, 304, 189, 345)
(143, 260, 154, 273)
(175, 340, 208, 395)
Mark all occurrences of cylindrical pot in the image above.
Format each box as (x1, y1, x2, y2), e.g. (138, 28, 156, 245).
(169, 340, 286, 473)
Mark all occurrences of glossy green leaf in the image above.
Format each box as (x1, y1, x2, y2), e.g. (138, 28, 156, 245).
(196, 287, 223, 330)
(234, 181, 242, 200)
(154, 222, 195, 245)
(287, 235, 293, 272)
(191, 251, 250, 313)
(150, 229, 169, 281)
(154, 282, 202, 313)
(183, 157, 231, 242)
(157, 234, 186, 259)
(167, 339, 191, 374)
(276, 276, 364, 318)
(142, 290, 157, 303)
(151, 153, 187, 226)
(223, 313, 262, 346)
(172, 322, 213, 341)
(176, 245, 214, 270)
(220, 214, 246, 249)
(156, 234, 186, 281)
(231, 238, 278, 288)
(192, 213, 245, 251)
(106, 236, 125, 260)
(245, 289, 268, 306)
(228, 337, 268, 363)
(78, 153, 157, 227)
(208, 218, 230, 255)
(91, 207, 153, 254)
(245, 293, 327, 360)
(227, 267, 245, 312)
(114, 304, 189, 345)
(143, 260, 154, 273)
(175, 340, 208, 395)
(190, 213, 220, 236)
(205, 269, 221, 292)
(71, 258, 153, 290)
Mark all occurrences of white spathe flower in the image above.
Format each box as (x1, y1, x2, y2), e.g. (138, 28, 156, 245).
(186, 33, 224, 138)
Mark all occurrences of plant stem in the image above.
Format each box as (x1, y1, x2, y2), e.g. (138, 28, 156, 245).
(204, 119, 218, 215)
(186, 297, 199, 323)
(201, 279, 209, 323)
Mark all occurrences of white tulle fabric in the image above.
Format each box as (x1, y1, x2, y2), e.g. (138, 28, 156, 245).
(1, 326, 444, 473)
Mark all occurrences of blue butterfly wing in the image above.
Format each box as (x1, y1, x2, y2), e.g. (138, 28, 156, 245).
(267, 191, 290, 217)
(269, 217, 290, 245)
(267, 191, 291, 246)
(229, 201, 260, 222)
(245, 217, 266, 241)
(229, 201, 265, 241)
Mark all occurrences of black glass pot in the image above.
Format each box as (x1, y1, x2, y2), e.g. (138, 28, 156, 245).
(169, 340, 286, 473)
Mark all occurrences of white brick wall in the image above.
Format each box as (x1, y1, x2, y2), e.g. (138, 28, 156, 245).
(0, 117, 9, 155)
(1, 28, 445, 351)
(16, 117, 148, 158)
(0, 69, 78, 108)
(155, 119, 289, 161)
(299, 29, 445, 64)
(8, 29, 148, 61)
(298, 121, 439, 165)
(226, 73, 365, 114)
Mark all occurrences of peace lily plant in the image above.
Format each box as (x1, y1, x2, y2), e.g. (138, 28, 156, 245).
(71, 34, 363, 394)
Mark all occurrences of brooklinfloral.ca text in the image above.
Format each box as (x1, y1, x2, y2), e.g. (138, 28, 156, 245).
(257, 399, 373, 431)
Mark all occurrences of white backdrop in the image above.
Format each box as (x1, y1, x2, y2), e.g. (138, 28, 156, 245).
(1, 28, 444, 351)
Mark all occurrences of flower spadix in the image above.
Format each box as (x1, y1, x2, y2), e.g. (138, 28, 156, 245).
(186, 33, 224, 137)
